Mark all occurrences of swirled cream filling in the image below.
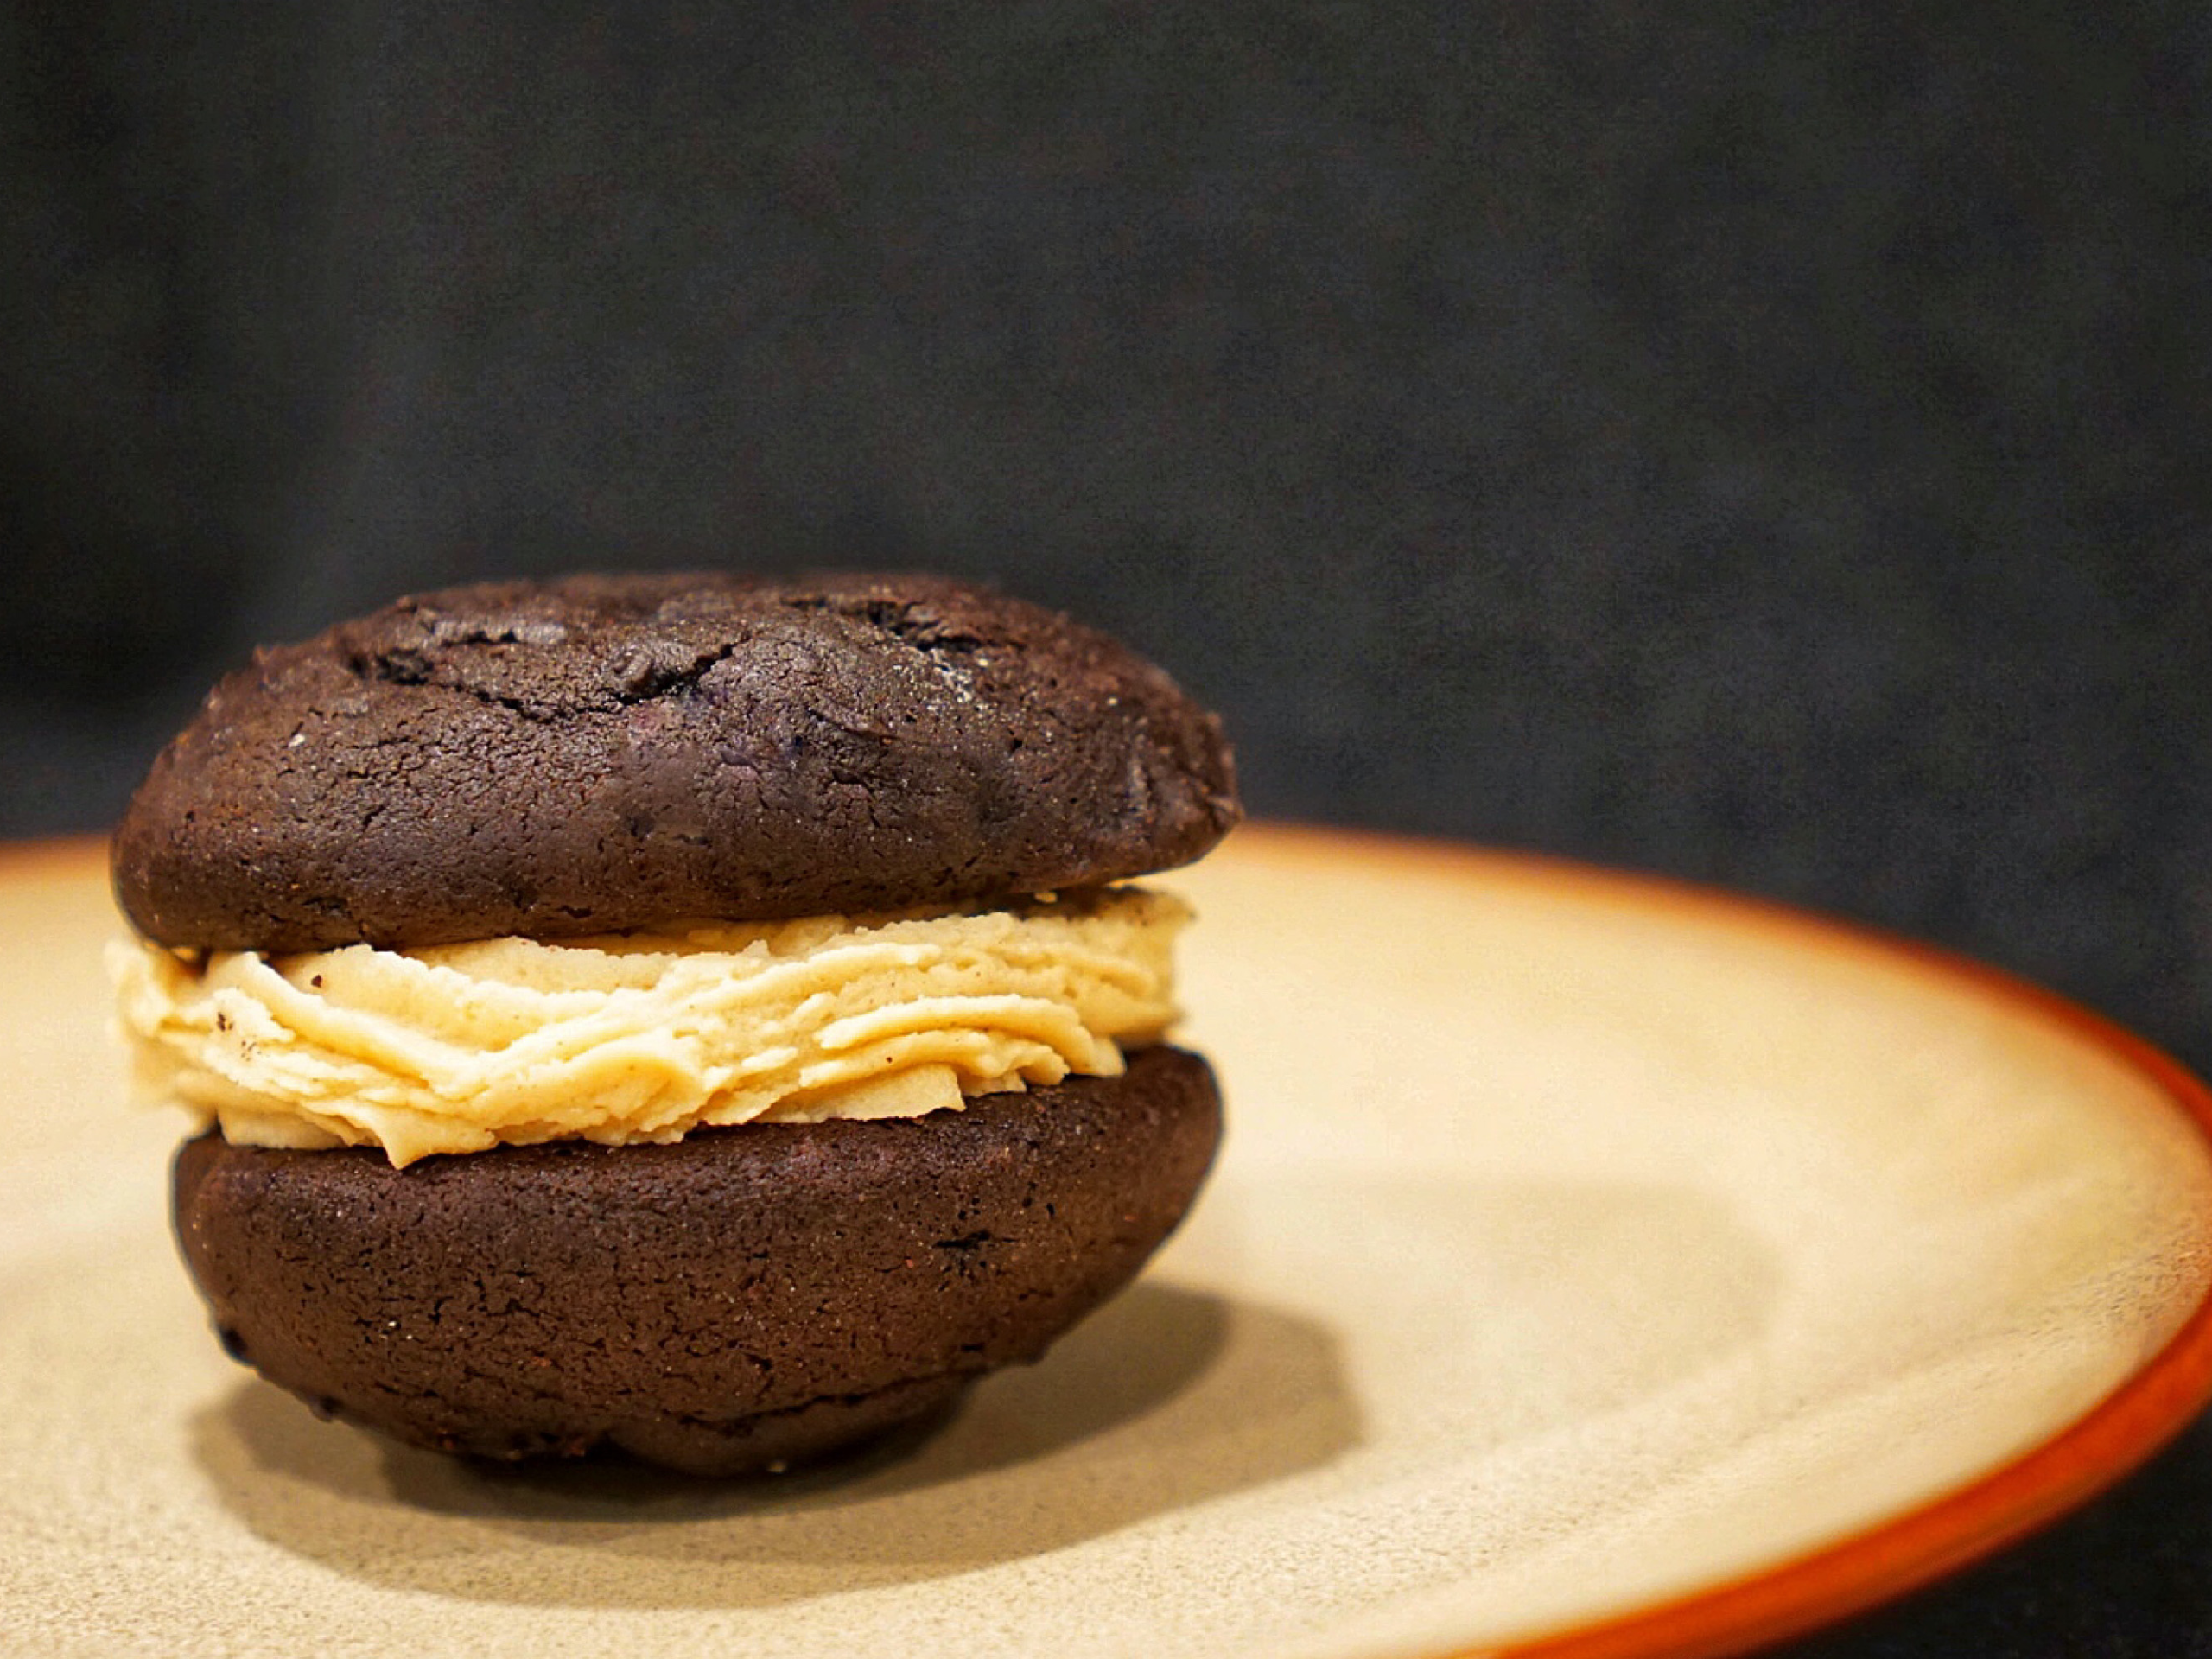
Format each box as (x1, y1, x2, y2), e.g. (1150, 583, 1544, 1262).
(111, 887, 1187, 1167)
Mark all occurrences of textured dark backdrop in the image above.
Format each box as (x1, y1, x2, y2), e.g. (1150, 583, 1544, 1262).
(5, 4, 2211, 1653)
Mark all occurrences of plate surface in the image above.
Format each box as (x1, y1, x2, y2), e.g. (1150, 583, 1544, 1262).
(7, 826, 2212, 1659)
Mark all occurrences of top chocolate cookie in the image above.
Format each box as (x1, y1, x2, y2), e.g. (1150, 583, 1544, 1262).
(113, 573, 1240, 950)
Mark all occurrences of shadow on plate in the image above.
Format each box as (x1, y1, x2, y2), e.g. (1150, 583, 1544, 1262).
(189, 1278, 1360, 1611)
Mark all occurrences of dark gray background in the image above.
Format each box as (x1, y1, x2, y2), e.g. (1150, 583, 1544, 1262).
(6, 4, 2210, 1652)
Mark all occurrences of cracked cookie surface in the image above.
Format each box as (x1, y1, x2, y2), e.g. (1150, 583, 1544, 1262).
(112, 572, 1239, 950)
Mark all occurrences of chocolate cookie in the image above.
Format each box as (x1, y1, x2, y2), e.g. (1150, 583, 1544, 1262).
(112, 572, 1239, 951)
(174, 1047, 1222, 1477)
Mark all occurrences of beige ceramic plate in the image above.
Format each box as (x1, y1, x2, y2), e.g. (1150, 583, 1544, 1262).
(7, 826, 2212, 1659)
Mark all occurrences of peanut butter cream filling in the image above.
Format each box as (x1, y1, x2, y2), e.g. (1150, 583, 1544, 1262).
(111, 887, 1187, 1167)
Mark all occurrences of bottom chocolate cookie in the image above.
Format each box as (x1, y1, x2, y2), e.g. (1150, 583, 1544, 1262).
(173, 1045, 1221, 1476)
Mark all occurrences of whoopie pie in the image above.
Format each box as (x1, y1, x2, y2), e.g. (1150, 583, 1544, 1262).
(111, 572, 1237, 1475)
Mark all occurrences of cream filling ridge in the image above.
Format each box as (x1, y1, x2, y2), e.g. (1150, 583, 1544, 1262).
(112, 887, 1188, 1167)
